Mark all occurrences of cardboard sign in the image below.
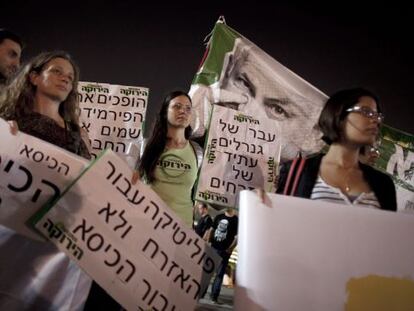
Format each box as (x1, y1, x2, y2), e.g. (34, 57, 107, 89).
(0, 118, 88, 240)
(78, 81, 148, 168)
(235, 191, 414, 310)
(33, 150, 220, 311)
(195, 104, 281, 208)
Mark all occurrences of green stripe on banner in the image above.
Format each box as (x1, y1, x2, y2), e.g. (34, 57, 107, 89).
(192, 21, 240, 86)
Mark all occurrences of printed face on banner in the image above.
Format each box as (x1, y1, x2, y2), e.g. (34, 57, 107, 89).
(190, 22, 414, 212)
(0, 118, 87, 240)
(195, 104, 281, 207)
(78, 82, 148, 169)
(33, 150, 220, 310)
(191, 37, 327, 161)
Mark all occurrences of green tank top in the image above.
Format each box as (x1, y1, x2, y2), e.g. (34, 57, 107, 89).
(151, 142, 198, 227)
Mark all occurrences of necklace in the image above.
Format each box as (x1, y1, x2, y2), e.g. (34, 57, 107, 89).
(322, 160, 357, 193)
(345, 183, 351, 193)
(343, 166, 356, 193)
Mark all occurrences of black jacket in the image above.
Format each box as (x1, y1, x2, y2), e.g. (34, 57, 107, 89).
(276, 154, 397, 211)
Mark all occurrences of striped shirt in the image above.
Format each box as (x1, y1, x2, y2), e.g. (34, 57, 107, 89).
(310, 176, 381, 209)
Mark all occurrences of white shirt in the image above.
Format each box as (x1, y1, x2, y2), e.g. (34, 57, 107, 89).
(310, 176, 381, 209)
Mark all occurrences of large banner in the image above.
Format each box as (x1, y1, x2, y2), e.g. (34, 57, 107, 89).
(235, 191, 414, 310)
(78, 81, 148, 168)
(189, 19, 327, 162)
(375, 126, 414, 213)
(190, 19, 414, 212)
(0, 118, 88, 240)
(33, 150, 220, 311)
(195, 104, 281, 207)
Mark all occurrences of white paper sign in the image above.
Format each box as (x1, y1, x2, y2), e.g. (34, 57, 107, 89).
(0, 118, 88, 240)
(33, 150, 220, 311)
(195, 104, 281, 207)
(235, 191, 414, 311)
(78, 81, 148, 168)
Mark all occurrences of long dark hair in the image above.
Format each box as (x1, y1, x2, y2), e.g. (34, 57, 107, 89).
(138, 90, 192, 183)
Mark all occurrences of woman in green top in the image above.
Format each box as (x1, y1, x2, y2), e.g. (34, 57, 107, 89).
(132, 91, 203, 227)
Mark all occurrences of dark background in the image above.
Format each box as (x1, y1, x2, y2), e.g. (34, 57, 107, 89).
(2, 2, 412, 135)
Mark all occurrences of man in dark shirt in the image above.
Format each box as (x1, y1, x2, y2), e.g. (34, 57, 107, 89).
(209, 206, 238, 303)
(194, 201, 213, 241)
(0, 29, 22, 87)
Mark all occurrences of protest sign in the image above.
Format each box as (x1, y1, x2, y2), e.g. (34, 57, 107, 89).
(78, 81, 148, 168)
(235, 191, 414, 310)
(0, 118, 88, 240)
(33, 150, 220, 310)
(195, 104, 281, 208)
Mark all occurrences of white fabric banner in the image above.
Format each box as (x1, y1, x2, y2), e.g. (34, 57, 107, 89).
(190, 21, 414, 212)
(78, 81, 148, 168)
(195, 104, 281, 207)
(190, 26, 327, 161)
(235, 191, 414, 311)
(33, 150, 221, 311)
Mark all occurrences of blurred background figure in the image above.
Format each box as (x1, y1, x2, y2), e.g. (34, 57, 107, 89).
(0, 28, 23, 88)
(194, 201, 213, 241)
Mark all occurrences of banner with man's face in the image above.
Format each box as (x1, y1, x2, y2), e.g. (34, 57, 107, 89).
(189, 20, 327, 162)
(190, 19, 414, 212)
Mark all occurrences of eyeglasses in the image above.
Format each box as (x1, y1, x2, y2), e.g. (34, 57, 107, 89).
(346, 106, 384, 122)
(170, 103, 192, 113)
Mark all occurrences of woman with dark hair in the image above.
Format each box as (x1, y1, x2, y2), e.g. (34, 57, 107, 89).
(132, 90, 203, 226)
(0, 51, 92, 309)
(276, 87, 396, 211)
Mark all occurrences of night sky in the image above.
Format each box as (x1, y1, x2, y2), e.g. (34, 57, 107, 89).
(2, 2, 412, 135)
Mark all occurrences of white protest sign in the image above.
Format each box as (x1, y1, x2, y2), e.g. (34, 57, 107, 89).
(33, 150, 220, 311)
(195, 104, 281, 207)
(235, 191, 414, 311)
(0, 118, 88, 240)
(78, 81, 148, 168)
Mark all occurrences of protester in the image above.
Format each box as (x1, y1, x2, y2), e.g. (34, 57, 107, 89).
(132, 90, 203, 227)
(0, 51, 92, 310)
(208, 206, 238, 304)
(194, 201, 213, 240)
(277, 88, 396, 211)
(0, 28, 22, 87)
